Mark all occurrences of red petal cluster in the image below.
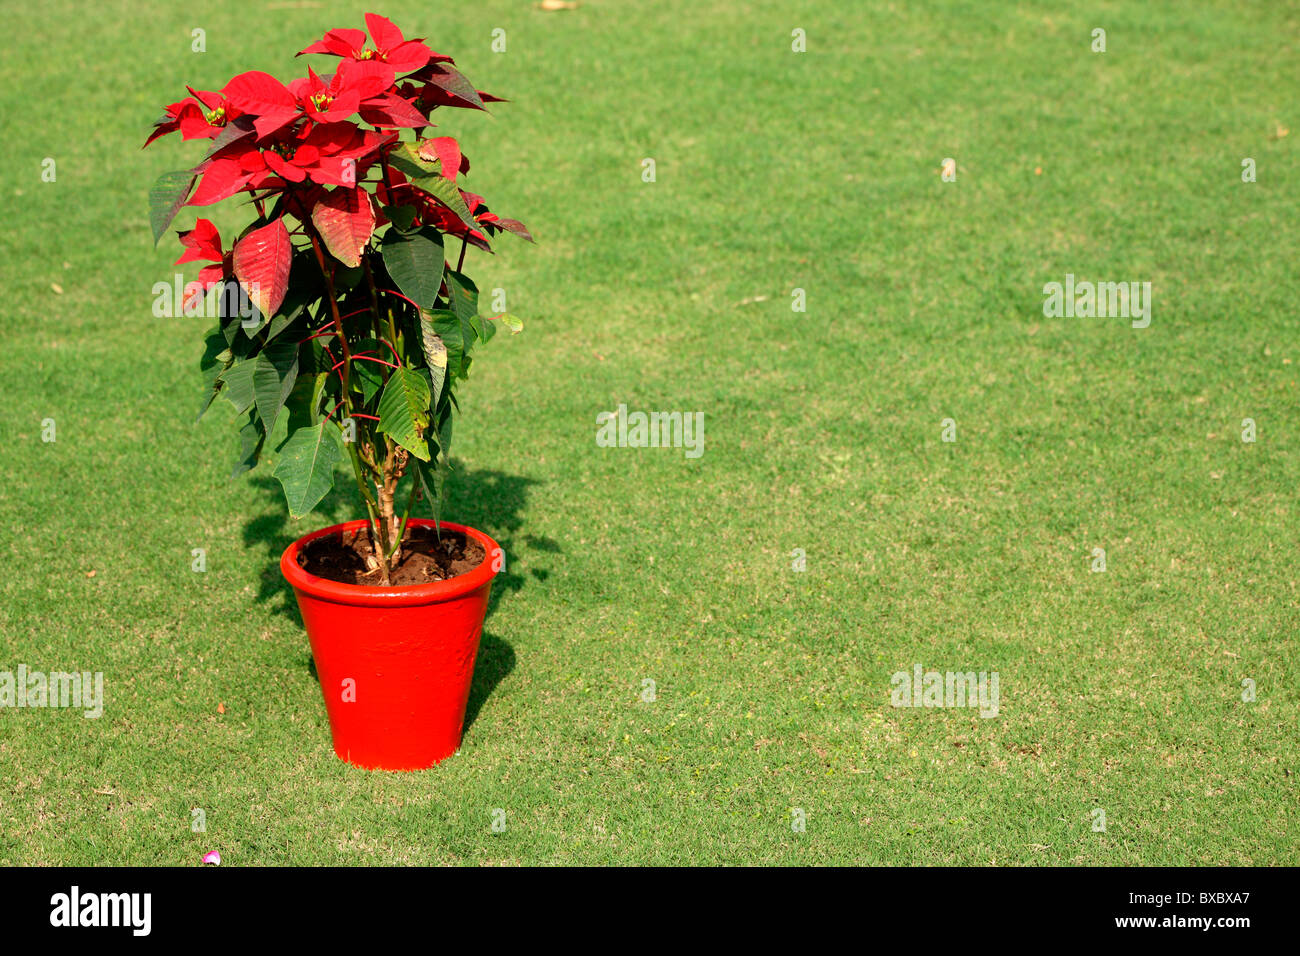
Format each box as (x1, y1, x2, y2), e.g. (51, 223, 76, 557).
(146, 13, 531, 315)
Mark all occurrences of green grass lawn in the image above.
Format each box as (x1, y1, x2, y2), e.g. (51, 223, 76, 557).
(1, 0, 1296, 865)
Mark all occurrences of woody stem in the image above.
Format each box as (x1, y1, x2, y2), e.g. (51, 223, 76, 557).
(309, 228, 390, 584)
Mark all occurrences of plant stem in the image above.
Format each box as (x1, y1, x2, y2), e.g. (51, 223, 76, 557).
(386, 476, 420, 561)
(361, 256, 390, 383)
(372, 439, 407, 579)
(309, 228, 392, 585)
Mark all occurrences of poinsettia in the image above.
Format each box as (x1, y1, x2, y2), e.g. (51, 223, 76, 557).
(175, 219, 225, 279)
(221, 71, 302, 139)
(145, 13, 532, 586)
(173, 219, 228, 310)
(188, 120, 391, 205)
(297, 13, 446, 72)
(144, 89, 244, 146)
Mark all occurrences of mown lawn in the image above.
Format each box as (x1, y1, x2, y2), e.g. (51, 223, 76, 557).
(0, 0, 1296, 865)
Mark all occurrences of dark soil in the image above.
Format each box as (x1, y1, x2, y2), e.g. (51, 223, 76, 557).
(299, 525, 486, 586)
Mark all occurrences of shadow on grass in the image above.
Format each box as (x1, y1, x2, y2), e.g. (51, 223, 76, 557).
(463, 632, 514, 732)
(244, 460, 558, 732)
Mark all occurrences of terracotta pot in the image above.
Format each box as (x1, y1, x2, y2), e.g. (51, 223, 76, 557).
(280, 519, 499, 770)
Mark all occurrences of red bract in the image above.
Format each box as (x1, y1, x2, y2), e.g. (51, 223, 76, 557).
(232, 218, 293, 318)
(146, 12, 529, 244)
(274, 122, 391, 186)
(418, 137, 464, 182)
(146, 14, 532, 583)
(290, 60, 430, 130)
(311, 187, 376, 268)
(144, 89, 243, 147)
(221, 71, 301, 139)
(358, 90, 430, 129)
(406, 65, 497, 113)
(375, 166, 483, 244)
(465, 193, 533, 242)
(385, 181, 533, 251)
(174, 219, 228, 307)
(175, 218, 223, 267)
(289, 60, 397, 124)
(298, 13, 446, 73)
(295, 66, 363, 123)
(189, 121, 391, 205)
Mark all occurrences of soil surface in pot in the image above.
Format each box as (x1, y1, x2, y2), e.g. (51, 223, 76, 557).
(298, 526, 487, 586)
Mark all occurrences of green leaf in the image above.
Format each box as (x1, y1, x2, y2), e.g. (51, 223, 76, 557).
(414, 405, 454, 528)
(262, 310, 296, 344)
(219, 298, 247, 347)
(445, 269, 479, 324)
(299, 336, 335, 376)
(412, 455, 446, 529)
(376, 366, 432, 461)
(470, 312, 495, 345)
(262, 252, 324, 343)
(199, 326, 233, 420)
(381, 226, 445, 309)
(334, 264, 364, 291)
(149, 170, 196, 245)
(389, 144, 479, 232)
(254, 285, 314, 343)
(436, 404, 454, 464)
(218, 360, 257, 415)
(389, 142, 442, 176)
(347, 336, 388, 406)
(414, 174, 479, 233)
(273, 423, 341, 518)
(231, 410, 266, 478)
(425, 308, 465, 352)
(427, 308, 473, 380)
(382, 204, 418, 233)
(253, 340, 299, 434)
(282, 371, 327, 443)
(353, 359, 385, 405)
(417, 318, 448, 410)
(449, 274, 509, 346)
(417, 367, 440, 418)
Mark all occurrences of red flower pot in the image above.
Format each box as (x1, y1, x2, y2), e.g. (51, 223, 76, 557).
(280, 518, 500, 771)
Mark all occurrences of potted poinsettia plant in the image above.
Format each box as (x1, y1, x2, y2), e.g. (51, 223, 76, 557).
(145, 13, 532, 770)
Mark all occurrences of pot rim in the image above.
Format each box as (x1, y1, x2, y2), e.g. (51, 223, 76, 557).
(280, 518, 500, 608)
